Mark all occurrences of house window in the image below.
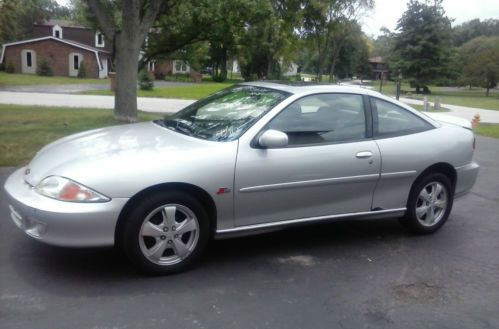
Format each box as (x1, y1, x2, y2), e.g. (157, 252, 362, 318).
(26, 52, 32, 67)
(175, 60, 187, 73)
(74, 55, 79, 70)
(52, 25, 63, 39)
(95, 32, 105, 47)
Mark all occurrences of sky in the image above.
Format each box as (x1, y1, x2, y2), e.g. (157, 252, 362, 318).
(362, 0, 499, 37)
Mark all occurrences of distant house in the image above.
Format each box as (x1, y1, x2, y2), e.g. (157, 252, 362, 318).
(0, 19, 111, 78)
(151, 59, 191, 77)
(368, 56, 388, 80)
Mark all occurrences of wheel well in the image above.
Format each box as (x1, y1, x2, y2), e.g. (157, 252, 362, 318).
(413, 162, 457, 192)
(114, 183, 217, 245)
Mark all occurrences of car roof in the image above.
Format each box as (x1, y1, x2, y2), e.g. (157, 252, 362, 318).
(240, 81, 372, 96)
(240, 80, 440, 128)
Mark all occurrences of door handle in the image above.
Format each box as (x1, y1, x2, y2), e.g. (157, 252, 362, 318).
(356, 151, 373, 159)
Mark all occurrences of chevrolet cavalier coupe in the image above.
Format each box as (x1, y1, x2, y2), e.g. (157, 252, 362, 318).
(4, 82, 479, 274)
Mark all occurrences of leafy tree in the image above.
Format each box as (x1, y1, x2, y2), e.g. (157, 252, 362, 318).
(327, 19, 368, 81)
(392, 0, 454, 93)
(460, 36, 499, 96)
(142, 0, 216, 68)
(83, 0, 167, 122)
(371, 27, 394, 60)
(238, 0, 301, 80)
(301, 0, 373, 81)
(453, 18, 499, 47)
(0, 0, 69, 45)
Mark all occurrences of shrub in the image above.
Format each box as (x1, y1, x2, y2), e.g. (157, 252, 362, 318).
(154, 71, 165, 80)
(77, 61, 86, 78)
(37, 59, 53, 76)
(212, 74, 226, 82)
(139, 69, 154, 90)
(0, 62, 5, 71)
(163, 73, 191, 82)
(6, 61, 15, 73)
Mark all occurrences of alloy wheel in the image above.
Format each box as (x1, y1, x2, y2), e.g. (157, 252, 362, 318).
(415, 182, 448, 227)
(138, 204, 199, 265)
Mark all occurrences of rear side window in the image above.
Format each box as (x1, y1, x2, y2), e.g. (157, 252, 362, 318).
(267, 93, 366, 146)
(371, 97, 432, 137)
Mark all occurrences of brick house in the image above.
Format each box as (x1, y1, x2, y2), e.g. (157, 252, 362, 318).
(368, 56, 388, 80)
(0, 20, 111, 78)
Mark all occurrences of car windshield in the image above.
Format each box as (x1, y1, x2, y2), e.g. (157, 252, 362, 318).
(158, 85, 290, 141)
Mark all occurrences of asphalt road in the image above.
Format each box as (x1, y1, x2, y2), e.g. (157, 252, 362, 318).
(1, 136, 498, 329)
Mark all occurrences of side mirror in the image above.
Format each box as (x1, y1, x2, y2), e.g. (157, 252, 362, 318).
(258, 129, 288, 148)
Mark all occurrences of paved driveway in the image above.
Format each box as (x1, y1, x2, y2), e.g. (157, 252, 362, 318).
(1, 136, 498, 329)
(0, 91, 193, 113)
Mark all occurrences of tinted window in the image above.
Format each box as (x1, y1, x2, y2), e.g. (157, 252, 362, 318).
(267, 93, 366, 146)
(371, 98, 432, 137)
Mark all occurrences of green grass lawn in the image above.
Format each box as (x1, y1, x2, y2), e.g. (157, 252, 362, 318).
(474, 123, 499, 139)
(0, 72, 108, 86)
(369, 80, 499, 111)
(83, 82, 234, 100)
(0, 104, 163, 166)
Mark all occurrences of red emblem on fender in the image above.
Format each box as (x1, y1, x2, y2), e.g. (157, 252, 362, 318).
(216, 187, 231, 195)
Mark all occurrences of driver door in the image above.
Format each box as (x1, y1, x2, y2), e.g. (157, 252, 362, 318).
(234, 93, 381, 227)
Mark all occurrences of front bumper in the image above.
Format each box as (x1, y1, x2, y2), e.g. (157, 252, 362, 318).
(455, 162, 480, 198)
(4, 168, 129, 247)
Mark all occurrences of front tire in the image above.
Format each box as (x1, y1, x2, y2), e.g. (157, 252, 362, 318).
(120, 191, 210, 275)
(400, 173, 453, 234)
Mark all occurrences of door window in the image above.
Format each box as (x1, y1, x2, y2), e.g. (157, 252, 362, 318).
(26, 52, 32, 67)
(266, 93, 366, 146)
(73, 55, 79, 70)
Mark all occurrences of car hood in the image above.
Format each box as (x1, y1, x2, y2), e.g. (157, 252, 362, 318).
(24, 121, 237, 196)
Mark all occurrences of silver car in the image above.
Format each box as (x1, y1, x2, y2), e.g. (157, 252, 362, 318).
(4, 82, 479, 274)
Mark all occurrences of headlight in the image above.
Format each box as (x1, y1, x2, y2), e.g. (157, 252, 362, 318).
(35, 176, 110, 202)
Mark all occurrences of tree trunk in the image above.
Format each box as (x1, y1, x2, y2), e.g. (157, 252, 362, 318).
(85, 0, 164, 123)
(267, 54, 272, 79)
(114, 37, 141, 122)
(317, 63, 323, 82)
(486, 86, 490, 97)
(220, 47, 227, 80)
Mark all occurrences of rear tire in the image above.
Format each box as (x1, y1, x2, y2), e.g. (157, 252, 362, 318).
(400, 173, 453, 234)
(119, 190, 210, 275)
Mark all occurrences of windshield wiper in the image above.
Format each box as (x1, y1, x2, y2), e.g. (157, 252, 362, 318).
(163, 119, 195, 137)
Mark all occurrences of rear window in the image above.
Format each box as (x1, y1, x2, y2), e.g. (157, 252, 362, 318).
(371, 97, 432, 137)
